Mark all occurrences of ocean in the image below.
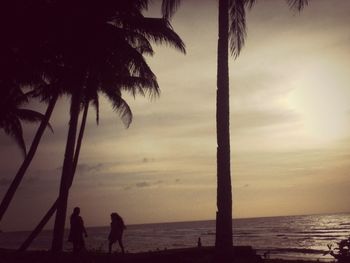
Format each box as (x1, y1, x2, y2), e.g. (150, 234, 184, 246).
(0, 213, 349, 261)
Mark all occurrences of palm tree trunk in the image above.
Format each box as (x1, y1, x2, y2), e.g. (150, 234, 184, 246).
(19, 200, 58, 251)
(0, 94, 58, 222)
(19, 102, 89, 251)
(215, 0, 233, 259)
(51, 88, 82, 252)
(71, 101, 89, 184)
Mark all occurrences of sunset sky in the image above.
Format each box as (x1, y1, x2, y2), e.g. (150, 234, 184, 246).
(1, 0, 350, 231)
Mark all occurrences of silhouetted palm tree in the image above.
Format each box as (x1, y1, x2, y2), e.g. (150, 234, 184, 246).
(48, 1, 185, 251)
(161, 0, 307, 260)
(0, 0, 66, 223)
(0, 1, 185, 233)
(19, 75, 153, 252)
(18, 85, 132, 251)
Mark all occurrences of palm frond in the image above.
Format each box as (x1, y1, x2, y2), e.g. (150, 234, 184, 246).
(115, 97, 133, 128)
(161, 0, 182, 19)
(102, 89, 133, 128)
(121, 17, 186, 54)
(90, 92, 100, 125)
(122, 45, 159, 85)
(244, 0, 257, 9)
(100, 32, 158, 82)
(104, 24, 155, 56)
(118, 76, 160, 100)
(27, 83, 61, 103)
(141, 18, 186, 54)
(286, 0, 308, 11)
(16, 109, 54, 133)
(229, 0, 247, 58)
(127, 32, 155, 56)
(3, 118, 27, 157)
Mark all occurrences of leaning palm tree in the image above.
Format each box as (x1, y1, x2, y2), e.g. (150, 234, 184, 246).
(49, 0, 185, 251)
(19, 66, 169, 250)
(18, 72, 157, 252)
(161, 0, 308, 260)
(18, 82, 133, 250)
(0, 0, 67, 223)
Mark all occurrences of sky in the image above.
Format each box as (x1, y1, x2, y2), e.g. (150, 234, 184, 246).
(1, 0, 350, 231)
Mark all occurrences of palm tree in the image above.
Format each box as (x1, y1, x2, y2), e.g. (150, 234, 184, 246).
(0, 0, 67, 223)
(49, 0, 185, 251)
(161, 0, 308, 260)
(18, 82, 133, 251)
(19, 67, 169, 251)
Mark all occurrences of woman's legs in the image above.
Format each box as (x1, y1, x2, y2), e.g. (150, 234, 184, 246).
(80, 237, 86, 251)
(108, 241, 113, 254)
(118, 238, 125, 254)
(73, 241, 78, 253)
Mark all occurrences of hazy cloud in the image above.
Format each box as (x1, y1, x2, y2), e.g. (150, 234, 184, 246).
(135, 182, 151, 188)
(76, 163, 104, 173)
(232, 110, 300, 130)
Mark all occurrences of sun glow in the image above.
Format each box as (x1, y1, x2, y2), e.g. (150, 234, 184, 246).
(285, 64, 350, 142)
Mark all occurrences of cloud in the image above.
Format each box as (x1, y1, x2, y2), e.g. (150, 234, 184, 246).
(135, 182, 151, 188)
(123, 180, 164, 191)
(142, 158, 156, 163)
(135, 180, 163, 188)
(0, 174, 41, 188)
(76, 163, 104, 173)
(232, 110, 299, 131)
(56, 163, 105, 174)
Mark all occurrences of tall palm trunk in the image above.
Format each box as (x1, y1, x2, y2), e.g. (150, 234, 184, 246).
(19, 102, 89, 251)
(71, 101, 89, 179)
(51, 88, 82, 252)
(215, 0, 233, 258)
(0, 93, 58, 222)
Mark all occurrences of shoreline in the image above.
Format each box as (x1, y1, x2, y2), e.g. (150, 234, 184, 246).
(0, 246, 336, 263)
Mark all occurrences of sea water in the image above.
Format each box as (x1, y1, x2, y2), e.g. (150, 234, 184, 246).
(0, 213, 349, 261)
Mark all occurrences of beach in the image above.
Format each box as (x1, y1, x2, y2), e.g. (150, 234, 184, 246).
(0, 247, 335, 263)
(0, 214, 345, 261)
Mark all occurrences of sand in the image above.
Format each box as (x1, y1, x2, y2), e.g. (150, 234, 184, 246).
(0, 247, 334, 263)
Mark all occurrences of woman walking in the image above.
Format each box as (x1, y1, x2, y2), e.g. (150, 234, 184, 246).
(108, 212, 126, 254)
(68, 207, 88, 253)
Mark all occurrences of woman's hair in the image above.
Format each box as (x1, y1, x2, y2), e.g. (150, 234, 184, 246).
(111, 212, 125, 228)
(111, 212, 119, 220)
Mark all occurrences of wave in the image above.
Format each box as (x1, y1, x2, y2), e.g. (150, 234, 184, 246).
(257, 247, 327, 255)
(232, 233, 347, 238)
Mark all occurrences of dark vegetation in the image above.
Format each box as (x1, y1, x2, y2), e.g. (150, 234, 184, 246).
(325, 237, 350, 263)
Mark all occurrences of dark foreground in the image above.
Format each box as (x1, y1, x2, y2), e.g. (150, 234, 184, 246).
(0, 246, 261, 263)
(0, 247, 330, 263)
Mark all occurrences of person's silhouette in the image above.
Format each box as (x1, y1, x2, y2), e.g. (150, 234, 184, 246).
(68, 207, 87, 253)
(108, 212, 126, 254)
